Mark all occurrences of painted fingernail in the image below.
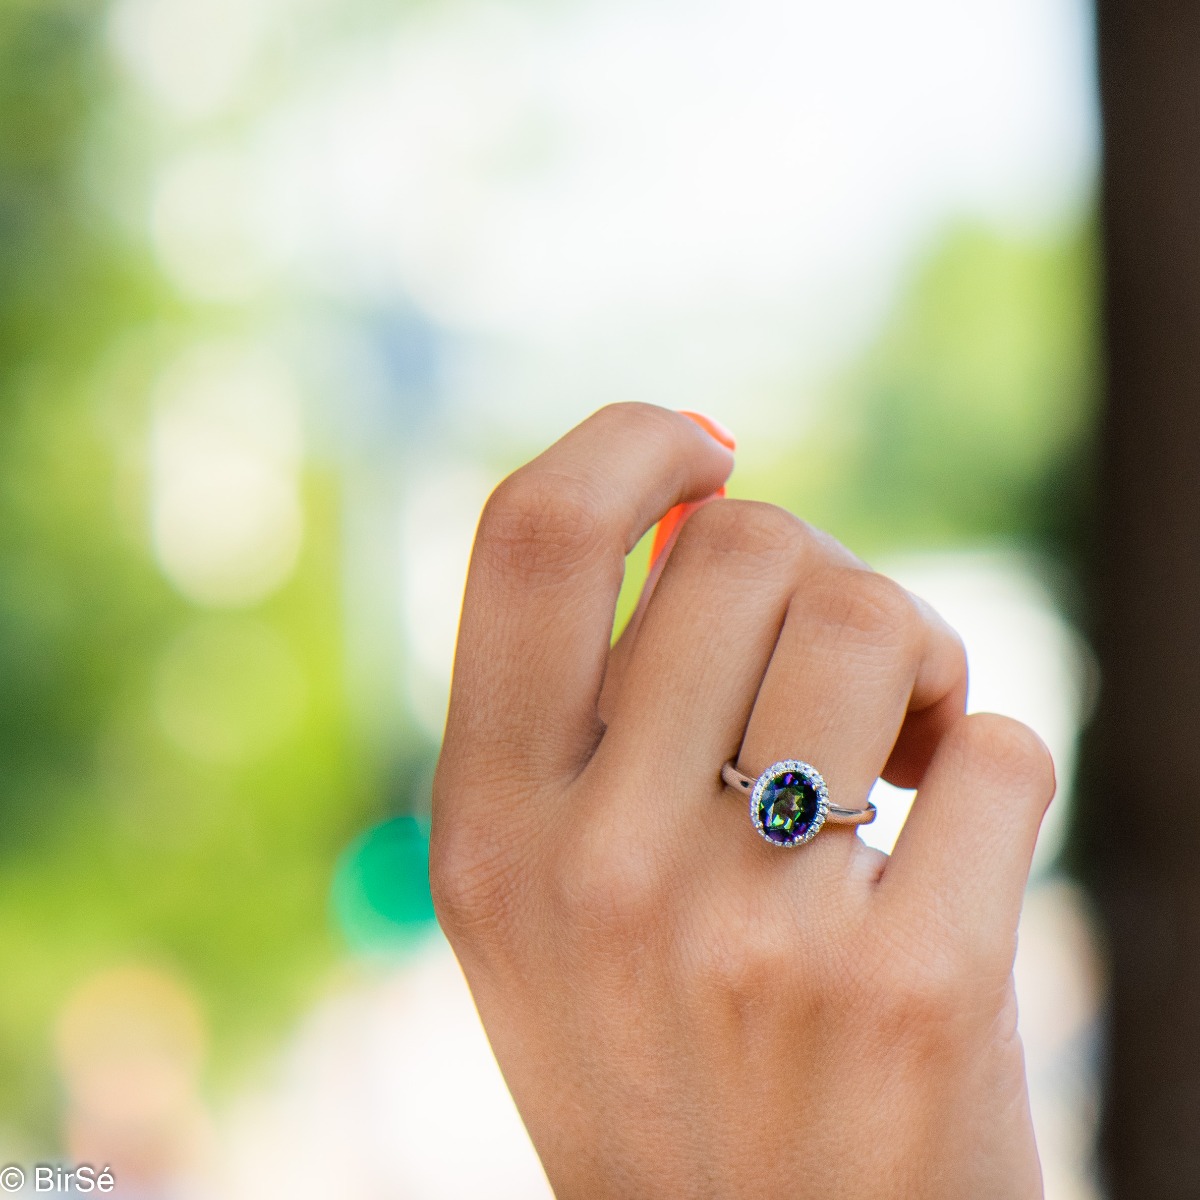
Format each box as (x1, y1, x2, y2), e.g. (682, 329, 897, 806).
(648, 488, 727, 570)
(646, 413, 734, 575)
(679, 410, 736, 452)
(650, 502, 690, 568)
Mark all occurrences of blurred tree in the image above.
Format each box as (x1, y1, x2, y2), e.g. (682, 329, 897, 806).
(0, 0, 158, 1129)
(0, 2, 379, 1139)
(0, 0, 1103, 1159)
(740, 222, 1098, 578)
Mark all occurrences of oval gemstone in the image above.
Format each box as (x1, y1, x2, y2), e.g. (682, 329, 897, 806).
(756, 768, 821, 845)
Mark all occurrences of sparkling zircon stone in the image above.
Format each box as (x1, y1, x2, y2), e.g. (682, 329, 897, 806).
(754, 764, 823, 846)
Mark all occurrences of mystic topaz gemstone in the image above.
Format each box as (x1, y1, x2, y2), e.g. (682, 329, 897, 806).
(755, 767, 821, 845)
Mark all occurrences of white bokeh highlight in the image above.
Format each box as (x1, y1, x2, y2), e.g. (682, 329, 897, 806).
(151, 342, 305, 608)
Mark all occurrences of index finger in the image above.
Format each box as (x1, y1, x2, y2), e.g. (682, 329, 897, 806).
(444, 403, 735, 780)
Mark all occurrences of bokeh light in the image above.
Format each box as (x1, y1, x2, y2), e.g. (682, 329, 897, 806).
(0, 0, 1102, 1195)
(56, 966, 211, 1190)
(150, 341, 305, 608)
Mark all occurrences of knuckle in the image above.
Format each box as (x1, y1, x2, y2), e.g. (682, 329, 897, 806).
(943, 624, 969, 679)
(809, 568, 921, 652)
(477, 467, 609, 580)
(866, 942, 968, 1033)
(553, 819, 669, 938)
(591, 400, 682, 440)
(427, 817, 520, 940)
(686, 916, 797, 1006)
(953, 712, 1056, 800)
(676, 499, 810, 571)
(860, 918, 1011, 1044)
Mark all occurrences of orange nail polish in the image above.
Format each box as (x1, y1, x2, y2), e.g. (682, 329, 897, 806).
(646, 412, 735, 574)
(679, 410, 736, 451)
(648, 488, 727, 569)
(650, 503, 688, 567)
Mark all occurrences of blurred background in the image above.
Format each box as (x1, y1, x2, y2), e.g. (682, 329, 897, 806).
(0, 0, 1105, 1196)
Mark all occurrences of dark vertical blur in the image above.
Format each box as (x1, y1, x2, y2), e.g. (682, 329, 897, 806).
(1082, 2, 1200, 1194)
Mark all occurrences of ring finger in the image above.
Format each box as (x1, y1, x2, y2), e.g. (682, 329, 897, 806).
(735, 560, 966, 871)
(594, 502, 964, 844)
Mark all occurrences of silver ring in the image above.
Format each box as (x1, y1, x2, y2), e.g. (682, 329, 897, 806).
(721, 759, 876, 847)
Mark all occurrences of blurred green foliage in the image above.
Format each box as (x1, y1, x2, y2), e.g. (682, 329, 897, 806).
(734, 222, 1098, 571)
(0, 3, 382, 1138)
(0, 0, 1097, 1149)
(617, 224, 1098, 630)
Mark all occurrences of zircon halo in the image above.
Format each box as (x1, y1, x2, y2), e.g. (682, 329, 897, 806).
(749, 760, 829, 847)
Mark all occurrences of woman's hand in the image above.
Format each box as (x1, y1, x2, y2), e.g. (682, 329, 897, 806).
(431, 404, 1054, 1199)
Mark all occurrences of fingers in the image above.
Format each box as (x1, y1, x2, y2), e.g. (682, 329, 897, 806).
(599, 491, 724, 725)
(879, 593, 973, 788)
(595, 500, 814, 789)
(737, 567, 968, 812)
(600, 413, 735, 720)
(880, 712, 1056, 956)
(446, 404, 734, 780)
(597, 501, 966, 828)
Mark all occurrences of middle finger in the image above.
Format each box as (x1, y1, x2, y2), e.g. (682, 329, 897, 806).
(593, 500, 853, 794)
(593, 501, 966, 856)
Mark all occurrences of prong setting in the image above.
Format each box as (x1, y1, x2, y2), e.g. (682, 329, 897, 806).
(748, 760, 829, 848)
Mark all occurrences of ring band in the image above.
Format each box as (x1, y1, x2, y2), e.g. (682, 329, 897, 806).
(722, 759, 876, 847)
(721, 762, 878, 823)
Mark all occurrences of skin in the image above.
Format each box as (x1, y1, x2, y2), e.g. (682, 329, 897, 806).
(431, 403, 1055, 1199)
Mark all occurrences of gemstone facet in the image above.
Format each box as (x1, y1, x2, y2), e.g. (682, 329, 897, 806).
(749, 760, 828, 847)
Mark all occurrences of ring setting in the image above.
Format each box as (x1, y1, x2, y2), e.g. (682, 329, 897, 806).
(721, 759, 876, 847)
